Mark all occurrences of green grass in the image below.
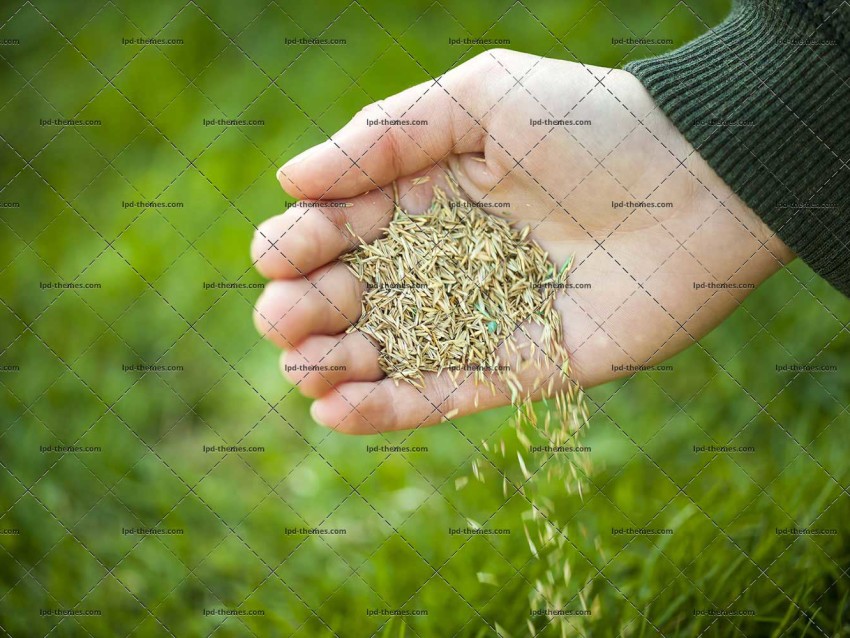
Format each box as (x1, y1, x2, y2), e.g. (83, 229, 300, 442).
(1, 0, 849, 636)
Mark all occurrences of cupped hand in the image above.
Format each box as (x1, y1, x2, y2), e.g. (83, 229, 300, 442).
(252, 50, 794, 434)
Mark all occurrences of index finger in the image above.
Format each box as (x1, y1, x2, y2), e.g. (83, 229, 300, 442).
(277, 58, 490, 201)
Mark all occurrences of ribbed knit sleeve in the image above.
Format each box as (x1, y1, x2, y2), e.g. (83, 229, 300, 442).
(626, 0, 850, 297)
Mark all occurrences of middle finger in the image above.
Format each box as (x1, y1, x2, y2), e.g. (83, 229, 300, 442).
(253, 261, 364, 348)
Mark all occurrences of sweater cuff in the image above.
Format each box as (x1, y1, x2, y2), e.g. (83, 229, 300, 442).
(625, 1, 850, 297)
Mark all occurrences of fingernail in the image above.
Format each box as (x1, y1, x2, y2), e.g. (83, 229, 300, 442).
(280, 141, 329, 172)
(310, 401, 328, 427)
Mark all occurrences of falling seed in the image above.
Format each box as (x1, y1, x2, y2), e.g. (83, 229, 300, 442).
(524, 526, 539, 557)
(477, 572, 499, 586)
(341, 186, 591, 629)
(517, 451, 530, 480)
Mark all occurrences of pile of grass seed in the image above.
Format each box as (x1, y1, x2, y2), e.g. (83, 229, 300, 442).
(344, 186, 592, 629)
(343, 187, 571, 394)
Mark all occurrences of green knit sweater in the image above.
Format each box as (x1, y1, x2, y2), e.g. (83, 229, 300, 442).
(626, 0, 850, 297)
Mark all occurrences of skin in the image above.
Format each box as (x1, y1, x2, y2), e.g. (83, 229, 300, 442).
(251, 50, 795, 435)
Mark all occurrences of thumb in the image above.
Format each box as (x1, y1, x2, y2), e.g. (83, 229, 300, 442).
(278, 59, 490, 200)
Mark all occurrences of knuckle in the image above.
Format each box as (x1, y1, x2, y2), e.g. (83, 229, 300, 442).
(380, 127, 405, 178)
(302, 377, 332, 399)
(353, 383, 392, 433)
(357, 99, 388, 123)
(317, 202, 349, 236)
(291, 289, 319, 326)
(306, 266, 351, 323)
(283, 340, 337, 395)
(253, 213, 313, 278)
(282, 353, 331, 398)
(255, 281, 303, 345)
(297, 337, 332, 366)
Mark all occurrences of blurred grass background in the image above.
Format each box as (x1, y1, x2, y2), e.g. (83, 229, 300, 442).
(1, 0, 849, 636)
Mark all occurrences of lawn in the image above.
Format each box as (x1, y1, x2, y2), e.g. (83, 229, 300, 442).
(0, 0, 848, 636)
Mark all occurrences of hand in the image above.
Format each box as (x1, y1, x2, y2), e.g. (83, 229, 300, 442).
(252, 50, 794, 434)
